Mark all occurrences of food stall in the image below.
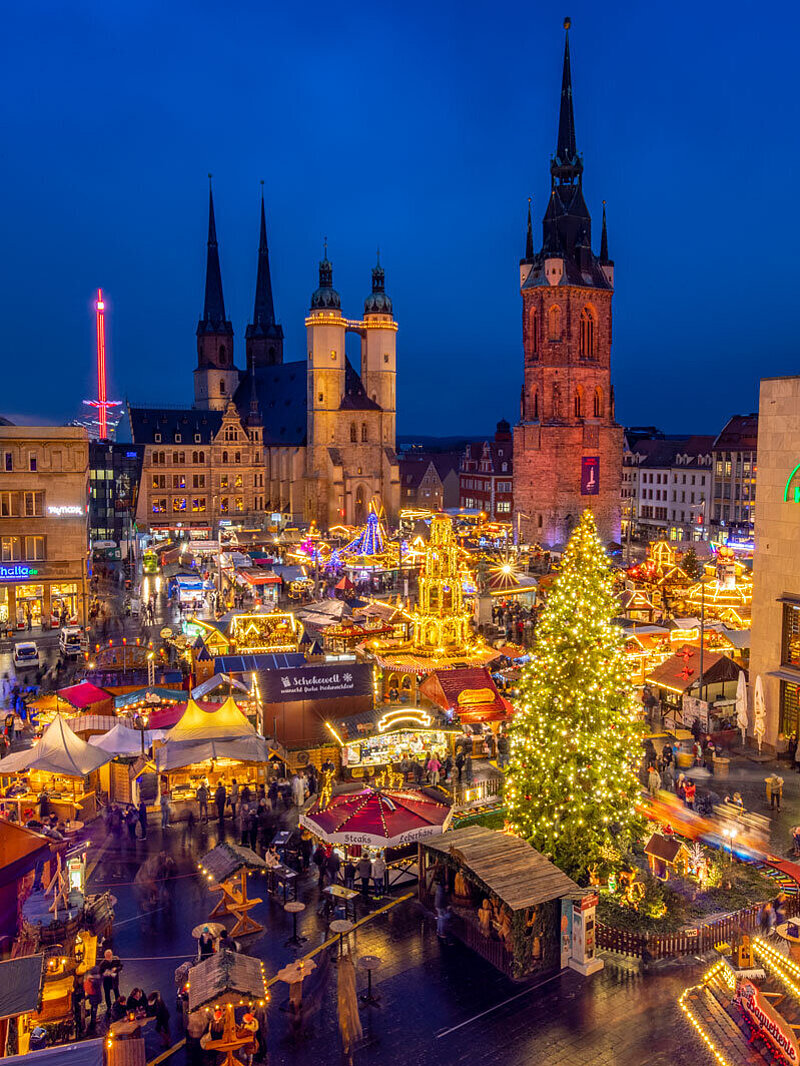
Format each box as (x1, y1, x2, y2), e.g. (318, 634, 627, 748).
(336, 707, 459, 775)
(645, 643, 746, 734)
(0, 716, 111, 823)
(156, 697, 273, 813)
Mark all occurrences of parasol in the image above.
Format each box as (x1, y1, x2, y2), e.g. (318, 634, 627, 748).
(753, 675, 766, 754)
(735, 671, 748, 746)
(300, 786, 452, 849)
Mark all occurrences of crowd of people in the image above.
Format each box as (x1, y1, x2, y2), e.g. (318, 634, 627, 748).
(75, 947, 171, 1045)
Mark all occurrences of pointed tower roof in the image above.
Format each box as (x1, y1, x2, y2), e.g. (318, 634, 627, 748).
(364, 249, 393, 315)
(247, 366, 261, 427)
(554, 18, 580, 172)
(198, 179, 232, 336)
(246, 188, 283, 343)
(599, 200, 611, 263)
(525, 198, 534, 261)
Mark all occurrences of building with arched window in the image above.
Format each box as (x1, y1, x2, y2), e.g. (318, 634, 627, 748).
(514, 20, 622, 548)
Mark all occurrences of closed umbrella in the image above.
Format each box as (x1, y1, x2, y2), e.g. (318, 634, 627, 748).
(735, 671, 748, 746)
(754, 675, 766, 754)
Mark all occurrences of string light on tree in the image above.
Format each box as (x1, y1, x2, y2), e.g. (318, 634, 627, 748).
(505, 509, 643, 879)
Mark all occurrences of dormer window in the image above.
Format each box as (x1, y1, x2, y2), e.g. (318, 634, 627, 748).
(174, 434, 181, 443)
(154, 433, 161, 443)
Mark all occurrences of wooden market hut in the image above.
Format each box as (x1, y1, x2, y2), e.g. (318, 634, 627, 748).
(55, 683, 114, 718)
(645, 643, 746, 730)
(0, 954, 45, 1056)
(419, 826, 579, 980)
(419, 667, 512, 730)
(0, 716, 111, 822)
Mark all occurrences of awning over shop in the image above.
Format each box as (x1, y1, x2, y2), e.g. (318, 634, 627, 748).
(165, 696, 256, 743)
(156, 735, 273, 772)
(645, 643, 745, 695)
(0, 954, 44, 1018)
(0, 715, 111, 776)
(113, 687, 183, 711)
(1, 1040, 105, 1066)
(57, 682, 113, 714)
(420, 667, 512, 723)
(236, 569, 281, 587)
(147, 701, 222, 731)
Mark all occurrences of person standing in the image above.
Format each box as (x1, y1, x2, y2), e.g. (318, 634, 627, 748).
(230, 779, 239, 824)
(496, 732, 510, 770)
(215, 782, 226, 825)
(160, 787, 171, 830)
(684, 778, 697, 810)
(137, 798, 148, 839)
(196, 782, 209, 822)
(371, 854, 386, 897)
(427, 755, 442, 787)
(647, 765, 661, 797)
(84, 968, 102, 1032)
(357, 855, 372, 895)
(125, 804, 139, 842)
(99, 949, 122, 1013)
(464, 754, 474, 786)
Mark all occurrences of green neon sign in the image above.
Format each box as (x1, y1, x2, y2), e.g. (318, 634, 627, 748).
(785, 463, 800, 502)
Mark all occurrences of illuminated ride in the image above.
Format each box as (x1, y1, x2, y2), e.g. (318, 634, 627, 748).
(82, 289, 122, 439)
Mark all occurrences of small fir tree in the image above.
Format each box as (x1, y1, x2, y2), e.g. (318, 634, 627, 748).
(681, 546, 702, 581)
(505, 510, 644, 880)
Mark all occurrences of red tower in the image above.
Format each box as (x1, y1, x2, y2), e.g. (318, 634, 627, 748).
(513, 20, 622, 548)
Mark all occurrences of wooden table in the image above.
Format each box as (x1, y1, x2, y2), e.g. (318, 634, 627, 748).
(324, 884, 359, 921)
(357, 954, 382, 1006)
(110, 1015, 153, 1038)
(329, 919, 354, 962)
(284, 901, 307, 947)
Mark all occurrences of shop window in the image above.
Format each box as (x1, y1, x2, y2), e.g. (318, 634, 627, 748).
(780, 680, 800, 736)
(782, 604, 800, 668)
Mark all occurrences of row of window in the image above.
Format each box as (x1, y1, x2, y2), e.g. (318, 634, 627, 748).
(150, 496, 266, 515)
(638, 506, 669, 521)
(460, 497, 512, 513)
(1, 535, 45, 561)
(528, 385, 605, 421)
(712, 504, 755, 524)
(150, 450, 261, 466)
(0, 491, 44, 517)
(460, 478, 513, 492)
(527, 305, 598, 358)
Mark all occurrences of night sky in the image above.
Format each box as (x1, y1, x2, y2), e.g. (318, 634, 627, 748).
(3, 1, 798, 436)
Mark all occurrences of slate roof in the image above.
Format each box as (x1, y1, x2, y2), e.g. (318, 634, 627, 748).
(233, 363, 307, 446)
(713, 414, 758, 451)
(626, 435, 714, 469)
(127, 407, 223, 445)
(339, 359, 381, 411)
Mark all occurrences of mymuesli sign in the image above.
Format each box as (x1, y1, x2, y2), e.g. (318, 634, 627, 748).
(260, 662, 373, 703)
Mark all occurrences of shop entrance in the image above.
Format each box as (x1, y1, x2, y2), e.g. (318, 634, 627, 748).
(50, 583, 78, 626)
(15, 584, 44, 628)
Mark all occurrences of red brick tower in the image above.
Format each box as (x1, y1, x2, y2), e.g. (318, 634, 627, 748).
(513, 19, 622, 548)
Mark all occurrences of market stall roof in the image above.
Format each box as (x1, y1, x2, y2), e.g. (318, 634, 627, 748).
(1, 1040, 105, 1066)
(300, 786, 452, 849)
(187, 949, 266, 1013)
(57, 681, 113, 711)
(0, 954, 44, 1018)
(147, 700, 221, 731)
(419, 667, 511, 723)
(212, 653, 305, 674)
(191, 674, 251, 700)
(645, 643, 745, 695)
(713, 627, 751, 651)
(422, 825, 579, 911)
(236, 569, 281, 587)
(113, 687, 183, 711)
(199, 842, 268, 883)
(0, 715, 111, 776)
(165, 696, 256, 743)
(156, 735, 273, 772)
(88, 722, 166, 755)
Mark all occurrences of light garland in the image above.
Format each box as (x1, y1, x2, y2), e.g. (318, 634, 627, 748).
(678, 985, 733, 1066)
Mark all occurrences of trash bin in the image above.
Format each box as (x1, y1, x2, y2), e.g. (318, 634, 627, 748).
(713, 755, 730, 778)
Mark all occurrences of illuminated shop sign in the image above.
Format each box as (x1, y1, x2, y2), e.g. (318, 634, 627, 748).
(0, 565, 39, 580)
(48, 505, 84, 517)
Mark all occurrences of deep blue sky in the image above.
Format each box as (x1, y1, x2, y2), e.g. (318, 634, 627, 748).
(3, 1, 798, 436)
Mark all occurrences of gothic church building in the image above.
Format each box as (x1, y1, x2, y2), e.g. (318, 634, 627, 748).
(124, 191, 400, 532)
(514, 21, 622, 548)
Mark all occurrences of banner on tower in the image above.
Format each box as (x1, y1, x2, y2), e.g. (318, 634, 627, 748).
(581, 456, 600, 496)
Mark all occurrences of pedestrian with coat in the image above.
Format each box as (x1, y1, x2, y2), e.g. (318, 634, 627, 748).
(215, 782, 226, 824)
(137, 798, 148, 839)
(358, 855, 372, 895)
(196, 783, 209, 822)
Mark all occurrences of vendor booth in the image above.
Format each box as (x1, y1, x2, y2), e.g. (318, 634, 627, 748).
(420, 667, 512, 727)
(419, 826, 594, 981)
(645, 643, 746, 732)
(156, 697, 273, 813)
(0, 716, 111, 823)
(54, 683, 113, 718)
(335, 707, 459, 775)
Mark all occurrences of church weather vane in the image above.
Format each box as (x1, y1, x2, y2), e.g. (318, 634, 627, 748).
(82, 289, 121, 440)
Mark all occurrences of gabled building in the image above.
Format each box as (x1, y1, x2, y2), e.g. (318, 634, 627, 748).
(710, 414, 758, 542)
(624, 434, 714, 542)
(399, 453, 460, 512)
(459, 421, 514, 520)
(122, 189, 399, 532)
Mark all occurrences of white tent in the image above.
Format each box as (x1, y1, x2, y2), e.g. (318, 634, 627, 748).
(0, 715, 111, 776)
(88, 722, 166, 755)
(155, 735, 272, 772)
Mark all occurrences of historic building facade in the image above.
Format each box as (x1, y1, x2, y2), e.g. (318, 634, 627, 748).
(513, 21, 622, 548)
(123, 191, 399, 533)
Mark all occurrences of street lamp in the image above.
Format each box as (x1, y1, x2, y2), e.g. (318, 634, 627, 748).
(135, 711, 150, 755)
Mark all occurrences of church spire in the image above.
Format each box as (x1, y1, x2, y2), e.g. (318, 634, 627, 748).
(525, 198, 534, 260)
(600, 200, 609, 262)
(246, 185, 284, 368)
(199, 177, 229, 332)
(554, 18, 579, 172)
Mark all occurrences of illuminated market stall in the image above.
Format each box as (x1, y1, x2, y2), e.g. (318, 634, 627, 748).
(0, 716, 111, 823)
(645, 643, 747, 734)
(156, 697, 273, 811)
(334, 706, 460, 776)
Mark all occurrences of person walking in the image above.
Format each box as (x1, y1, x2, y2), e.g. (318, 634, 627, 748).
(196, 782, 209, 822)
(371, 854, 387, 897)
(326, 849, 341, 886)
(684, 778, 697, 810)
(313, 844, 327, 888)
(427, 755, 442, 787)
(160, 788, 171, 830)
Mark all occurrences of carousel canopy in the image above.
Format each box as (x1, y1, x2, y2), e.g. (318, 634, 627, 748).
(88, 722, 166, 755)
(300, 786, 452, 849)
(0, 715, 111, 776)
(164, 696, 255, 743)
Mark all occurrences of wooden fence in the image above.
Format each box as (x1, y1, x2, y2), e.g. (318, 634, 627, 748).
(597, 897, 800, 959)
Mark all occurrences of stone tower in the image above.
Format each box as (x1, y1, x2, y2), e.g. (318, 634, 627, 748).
(513, 20, 622, 548)
(245, 190, 284, 370)
(361, 254, 397, 447)
(194, 185, 240, 410)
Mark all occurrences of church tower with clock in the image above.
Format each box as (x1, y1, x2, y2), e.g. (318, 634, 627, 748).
(513, 19, 622, 548)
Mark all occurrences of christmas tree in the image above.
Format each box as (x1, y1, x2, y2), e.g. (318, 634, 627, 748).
(505, 509, 643, 879)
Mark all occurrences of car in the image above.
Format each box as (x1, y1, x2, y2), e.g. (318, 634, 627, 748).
(13, 642, 40, 670)
(59, 627, 83, 658)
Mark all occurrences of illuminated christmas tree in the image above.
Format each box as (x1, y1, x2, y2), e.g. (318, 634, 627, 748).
(505, 510, 643, 879)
